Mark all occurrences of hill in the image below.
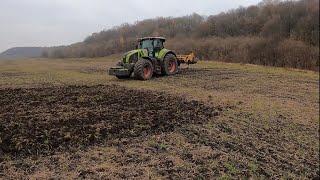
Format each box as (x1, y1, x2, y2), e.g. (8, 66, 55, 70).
(44, 0, 319, 70)
(0, 47, 45, 59)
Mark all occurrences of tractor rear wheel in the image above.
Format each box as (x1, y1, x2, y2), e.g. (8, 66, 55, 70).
(134, 59, 154, 80)
(162, 54, 178, 76)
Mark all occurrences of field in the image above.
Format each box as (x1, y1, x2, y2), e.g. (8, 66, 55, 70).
(0, 56, 319, 179)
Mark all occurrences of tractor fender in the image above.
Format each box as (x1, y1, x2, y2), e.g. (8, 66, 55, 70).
(158, 49, 177, 61)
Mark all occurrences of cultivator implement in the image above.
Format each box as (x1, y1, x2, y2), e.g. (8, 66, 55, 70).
(177, 52, 197, 65)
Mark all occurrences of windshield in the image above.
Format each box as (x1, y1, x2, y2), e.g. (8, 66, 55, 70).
(139, 40, 153, 50)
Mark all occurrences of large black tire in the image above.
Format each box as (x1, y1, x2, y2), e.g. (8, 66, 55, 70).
(161, 53, 178, 76)
(134, 59, 154, 80)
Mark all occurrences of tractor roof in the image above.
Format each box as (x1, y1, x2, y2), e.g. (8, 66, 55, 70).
(138, 37, 166, 42)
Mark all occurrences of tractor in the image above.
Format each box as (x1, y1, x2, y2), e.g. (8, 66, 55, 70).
(109, 37, 196, 80)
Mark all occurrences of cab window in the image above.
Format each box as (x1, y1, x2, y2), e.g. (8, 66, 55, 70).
(153, 39, 163, 49)
(140, 40, 153, 50)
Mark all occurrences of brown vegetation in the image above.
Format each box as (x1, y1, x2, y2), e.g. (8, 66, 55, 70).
(44, 0, 319, 70)
(167, 37, 319, 70)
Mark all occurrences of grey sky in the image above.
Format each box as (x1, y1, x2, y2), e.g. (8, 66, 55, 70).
(0, 0, 261, 52)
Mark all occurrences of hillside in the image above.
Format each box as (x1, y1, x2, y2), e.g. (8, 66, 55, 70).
(0, 47, 45, 59)
(45, 0, 319, 70)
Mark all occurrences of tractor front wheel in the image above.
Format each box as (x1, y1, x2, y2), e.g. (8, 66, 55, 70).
(134, 59, 154, 80)
(162, 54, 178, 76)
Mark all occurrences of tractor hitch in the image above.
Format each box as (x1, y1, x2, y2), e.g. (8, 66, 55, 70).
(109, 66, 131, 76)
(109, 63, 134, 77)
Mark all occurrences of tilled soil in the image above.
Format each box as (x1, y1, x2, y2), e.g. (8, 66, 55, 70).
(0, 85, 219, 157)
(0, 84, 318, 179)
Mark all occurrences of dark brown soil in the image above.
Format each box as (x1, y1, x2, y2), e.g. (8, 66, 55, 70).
(0, 85, 219, 157)
(0, 84, 318, 179)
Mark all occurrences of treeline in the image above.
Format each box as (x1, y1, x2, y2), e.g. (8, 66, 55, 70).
(44, 0, 319, 70)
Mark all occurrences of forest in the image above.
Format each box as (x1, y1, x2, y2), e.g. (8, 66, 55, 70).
(44, 0, 319, 70)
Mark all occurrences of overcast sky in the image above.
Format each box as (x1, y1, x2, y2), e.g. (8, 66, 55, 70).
(0, 0, 261, 52)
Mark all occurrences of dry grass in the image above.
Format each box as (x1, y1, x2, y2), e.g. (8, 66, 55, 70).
(0, 56, 319, 178)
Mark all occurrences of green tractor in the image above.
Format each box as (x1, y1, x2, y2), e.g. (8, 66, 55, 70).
(109, 37, 196, 80)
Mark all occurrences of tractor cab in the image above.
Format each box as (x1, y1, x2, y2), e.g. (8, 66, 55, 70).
(138, 37, 165, 57)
